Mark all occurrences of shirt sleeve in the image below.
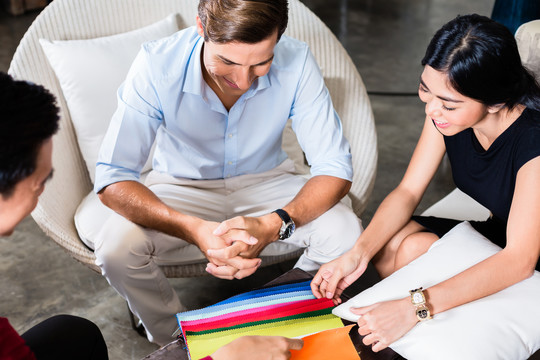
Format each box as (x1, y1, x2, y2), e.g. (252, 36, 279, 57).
(289, 47, 353, 181)
(0, 317, 36, 360)
(94, 46, 162, 193)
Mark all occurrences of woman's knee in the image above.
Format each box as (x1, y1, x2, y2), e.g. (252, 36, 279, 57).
(373, 221, 429, 277)
(394, 231, 438, 270)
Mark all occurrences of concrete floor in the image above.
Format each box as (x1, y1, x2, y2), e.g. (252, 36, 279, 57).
(1, 0, 495, 359)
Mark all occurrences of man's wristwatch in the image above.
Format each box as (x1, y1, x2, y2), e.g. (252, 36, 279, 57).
(273, 209, 295, 240)
(409, 287, 432, 322)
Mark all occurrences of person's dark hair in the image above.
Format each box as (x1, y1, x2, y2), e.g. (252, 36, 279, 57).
(422, 14, 540, 111)
(198, 0, 288, 44)
(0, 72, 59, 198)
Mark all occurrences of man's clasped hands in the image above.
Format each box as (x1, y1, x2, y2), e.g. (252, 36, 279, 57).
(197, 214, 280, 279)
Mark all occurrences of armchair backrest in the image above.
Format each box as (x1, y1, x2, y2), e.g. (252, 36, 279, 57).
(516, 19, 540, 82)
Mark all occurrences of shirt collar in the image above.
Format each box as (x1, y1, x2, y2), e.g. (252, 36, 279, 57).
(182, 36, 205, 96)
(182, 36, 272, 99)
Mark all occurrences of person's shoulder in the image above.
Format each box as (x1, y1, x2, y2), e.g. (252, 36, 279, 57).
(137, 26, 200, 79)
(523, 107, 540, 122)
(143, 26, 199, 55)
(277, 35, 309, 49)
(517, 108, 540, 133)
(512, 108, 540, 149)
(509, 108, 540, 169)
(272, 35, 310, 70)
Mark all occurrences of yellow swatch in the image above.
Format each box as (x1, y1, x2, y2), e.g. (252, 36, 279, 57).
(187, 314, 343, 359)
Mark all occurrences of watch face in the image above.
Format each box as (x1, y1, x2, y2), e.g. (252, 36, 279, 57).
(279, 221, 295, 240)
(282, 222, 295, 239)
(416, 304, 431, 321)
(275, 209, 295, 240)
(285, 222, 295, 237)
(417, 309, 429, 319)
(412, 292, 424, 305)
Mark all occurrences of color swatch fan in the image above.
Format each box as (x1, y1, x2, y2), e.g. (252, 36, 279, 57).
(176, 280, 359, 359)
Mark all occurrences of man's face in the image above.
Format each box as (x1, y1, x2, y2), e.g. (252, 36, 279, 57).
(196, 16, 278, 99)
(0, 138, 53, 236)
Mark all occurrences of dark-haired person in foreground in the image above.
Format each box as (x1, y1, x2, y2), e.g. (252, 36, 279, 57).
(0, 72, 108, 360)
(93, 0, 362, 346)
(312, 14, 540, 351)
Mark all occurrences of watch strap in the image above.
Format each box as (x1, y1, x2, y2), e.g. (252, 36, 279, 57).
(272, 209, 295, 240)
(273, 209, 292, 224)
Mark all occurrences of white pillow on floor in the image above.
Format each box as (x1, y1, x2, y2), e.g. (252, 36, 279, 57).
(39, 13, 181, 182)
(333, 221, 540, 360)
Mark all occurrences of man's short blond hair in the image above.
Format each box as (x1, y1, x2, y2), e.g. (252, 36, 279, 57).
(198, 0, 288, 43)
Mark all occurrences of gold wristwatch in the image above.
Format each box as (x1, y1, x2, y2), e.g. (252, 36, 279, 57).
(409, 287, 432, 321)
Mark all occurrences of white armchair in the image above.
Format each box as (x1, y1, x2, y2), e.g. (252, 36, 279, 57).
(8, 0, 377, 277)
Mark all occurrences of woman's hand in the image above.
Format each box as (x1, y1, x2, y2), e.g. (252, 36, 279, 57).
(310, 250, 368, 304)
(210, 335, 304, 360)
(352, 297, 418, 352)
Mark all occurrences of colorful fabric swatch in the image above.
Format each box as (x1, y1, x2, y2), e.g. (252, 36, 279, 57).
(176, 280, 349, 360)
(290, 325, 359, 360)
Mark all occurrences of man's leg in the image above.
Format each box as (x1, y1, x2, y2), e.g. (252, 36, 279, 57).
(289, 201, 362, 271)
(94, 182, 227, 346)
(94, 214, 187, 346)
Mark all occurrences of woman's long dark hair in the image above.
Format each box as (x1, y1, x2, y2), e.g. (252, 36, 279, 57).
(422, 14, 540, 111)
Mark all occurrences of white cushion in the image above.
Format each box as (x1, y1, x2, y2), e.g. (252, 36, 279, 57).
(421, 188, 490, 221)
(39, 14, 181, 183)
(333, 222, 540, 360)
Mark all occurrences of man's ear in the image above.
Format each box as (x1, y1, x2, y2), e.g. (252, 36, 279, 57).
(487, 103, 505, 113)
(195, 15, 205, 39)
(30, 177, 42, 193)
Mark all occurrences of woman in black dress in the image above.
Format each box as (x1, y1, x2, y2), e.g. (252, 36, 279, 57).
(311, 14, 540, 352)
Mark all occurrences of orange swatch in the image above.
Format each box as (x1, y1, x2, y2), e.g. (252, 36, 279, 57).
(290, 324, 359, 360)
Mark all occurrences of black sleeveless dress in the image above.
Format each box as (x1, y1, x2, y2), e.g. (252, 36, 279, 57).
(413, 107, 540, 269)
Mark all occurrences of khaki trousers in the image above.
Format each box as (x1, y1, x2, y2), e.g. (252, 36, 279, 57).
(94, 160, 362, 345)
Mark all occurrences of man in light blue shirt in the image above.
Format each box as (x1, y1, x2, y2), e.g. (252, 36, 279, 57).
(94, 0, 362, 345)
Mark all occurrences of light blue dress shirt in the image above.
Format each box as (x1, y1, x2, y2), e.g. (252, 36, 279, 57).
(95, 27, 353, 193)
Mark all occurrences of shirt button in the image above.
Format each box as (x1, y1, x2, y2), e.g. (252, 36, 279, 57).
(228, 134, 233, 138)
(228, 161, 233, 165)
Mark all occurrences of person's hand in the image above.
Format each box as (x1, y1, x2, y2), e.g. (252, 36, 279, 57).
(212, 214, 280, 257)
(210, 335, 304, 360)
(310, 250, 368, 304)
(205, 214, 280, 279)
(191, 219, 261, 278)
(352, 297, 417, 352)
